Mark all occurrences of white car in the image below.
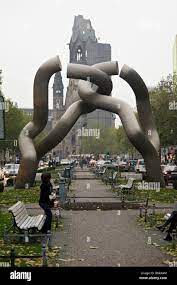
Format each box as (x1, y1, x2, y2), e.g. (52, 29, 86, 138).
(163, 164, 177, 173)
(60, 159, 71, 165)
(135, 159, 146, 173)
(96, 160, 111, 166)
(3, 164, 20, 177)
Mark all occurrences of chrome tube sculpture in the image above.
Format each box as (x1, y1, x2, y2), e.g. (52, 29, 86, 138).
(67, 62, 165, 187)
(15, 56, 62, 188)
(16, 56, 165, 188)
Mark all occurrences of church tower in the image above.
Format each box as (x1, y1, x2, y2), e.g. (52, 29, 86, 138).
(53, 71, 64, 124)
(69, 15, 97, 65)
(52, 15, 116, 157)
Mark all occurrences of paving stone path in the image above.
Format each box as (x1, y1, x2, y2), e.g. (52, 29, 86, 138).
(51, 168, 171, 267)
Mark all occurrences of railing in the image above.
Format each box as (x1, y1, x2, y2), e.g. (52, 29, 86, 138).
(0, 235, 50, 267)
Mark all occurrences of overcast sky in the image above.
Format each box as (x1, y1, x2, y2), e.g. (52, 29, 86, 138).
(0, 0, 177, 117)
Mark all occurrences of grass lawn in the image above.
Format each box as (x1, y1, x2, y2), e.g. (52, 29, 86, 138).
(137, 213, 177, 259)
(133, 188, 177, 204)
(0, 167, 67, 206)
(0, 211, 60, 267)
(0, 187, 40, 206)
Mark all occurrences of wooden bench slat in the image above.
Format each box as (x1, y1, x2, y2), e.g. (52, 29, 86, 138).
(38, 216, 46, 230)
(23, 217, 35, 230)
(12, 205, 27, 216)
(16, 216, 29, 228)
(16, 212, 28, 225)
(8, 201, 23, 212)
(16, 212, 27, 223)
(30, 216, 39, 228)
(8, 201, 47, 233)
(13, 206, 28, 219)
(34, 215, 43, 227)
(36, 215, 44, 228)
(20, 217, 32, 229)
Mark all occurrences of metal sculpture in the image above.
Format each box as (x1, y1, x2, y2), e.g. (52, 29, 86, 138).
(15, 56, 62, 188)
(15, 56, 165, 188)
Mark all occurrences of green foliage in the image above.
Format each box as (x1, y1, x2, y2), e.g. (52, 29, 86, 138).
(150, 74, 177, 147)
(81, 74, 177, 154)
(0, 99, 31, 152)
(137, 213, 165, 229)
(133, 188, 177, 203)
(81, 127, 136, 155)
(0, 211, 59, 267)
(0, 187, 40, 205)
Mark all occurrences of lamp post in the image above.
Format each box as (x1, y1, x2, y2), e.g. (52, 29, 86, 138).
(0, 95, 5, 140)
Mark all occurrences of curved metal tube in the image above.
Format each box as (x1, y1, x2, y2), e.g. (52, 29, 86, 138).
(120, 65, 160, 152)
(25, 62, 118, 185)
(67, 62, 116, 95)
(77, 80, 165, 187)
(16, 58, 165, 188)
(36, 61, 118, 160)
(15, 56, 62, 188)
(36, 100, 95, 159)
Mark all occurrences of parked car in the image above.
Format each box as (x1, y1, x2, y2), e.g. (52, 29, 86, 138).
(162, 164, 177, 187)
(60, 159, 71, 165)
(118, 160, 129, 172)
(135, 159, 146, 173)
(96, 160, 111, 166)
(3, 164, 20, 177)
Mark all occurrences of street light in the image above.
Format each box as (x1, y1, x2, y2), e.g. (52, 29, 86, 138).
(0, 95, 5, 140)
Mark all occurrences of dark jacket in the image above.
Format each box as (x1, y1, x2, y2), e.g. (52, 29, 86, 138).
(39, 182, 52, 205)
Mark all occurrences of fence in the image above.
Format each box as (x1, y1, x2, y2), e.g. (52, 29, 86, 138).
(0, 235, 50, 267)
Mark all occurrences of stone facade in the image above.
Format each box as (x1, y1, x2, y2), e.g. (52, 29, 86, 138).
(53, 15, 116, 157)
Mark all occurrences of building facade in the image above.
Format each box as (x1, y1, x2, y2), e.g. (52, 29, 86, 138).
(52, 15, 116, 158)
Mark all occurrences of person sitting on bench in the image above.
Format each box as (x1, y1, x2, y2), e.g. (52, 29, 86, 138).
(156, 203, 177, 241)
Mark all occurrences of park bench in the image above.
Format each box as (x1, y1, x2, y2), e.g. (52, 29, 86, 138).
(98, 167, 107, 177)
(8, 201, 46, 234)
(116, 177, 135, 198)
(104, 171, 118, 186)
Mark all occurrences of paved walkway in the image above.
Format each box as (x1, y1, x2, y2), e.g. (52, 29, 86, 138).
(69, 168, 118, 203)
(52, 168, 171, 267)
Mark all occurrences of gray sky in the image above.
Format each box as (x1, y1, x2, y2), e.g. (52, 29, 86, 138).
(0, 0, 177, 116)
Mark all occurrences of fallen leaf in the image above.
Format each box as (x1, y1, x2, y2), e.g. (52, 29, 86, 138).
(153, 243, 160, 247)
(162, 260, 171, 265)
(58, 258, 75, 262)
(86, 236, 91, 242)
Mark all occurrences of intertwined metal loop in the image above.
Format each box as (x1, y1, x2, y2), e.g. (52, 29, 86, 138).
(15, 57, 165, 188)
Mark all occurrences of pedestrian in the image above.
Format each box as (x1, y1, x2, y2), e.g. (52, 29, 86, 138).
(39, 173, 53, 233)
(79, 159, 84, 169)
(156, 203, 177, 241)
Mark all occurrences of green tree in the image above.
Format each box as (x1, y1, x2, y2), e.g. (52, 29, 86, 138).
(0, 99, 31, 162)
(150, 74, 177, 147)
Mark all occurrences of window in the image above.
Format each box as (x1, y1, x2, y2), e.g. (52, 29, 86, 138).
(76, 47, 83, 61)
